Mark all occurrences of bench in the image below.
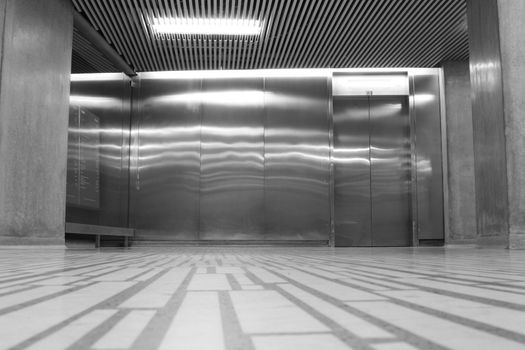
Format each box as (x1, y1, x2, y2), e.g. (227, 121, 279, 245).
(65, 222, 135, 248)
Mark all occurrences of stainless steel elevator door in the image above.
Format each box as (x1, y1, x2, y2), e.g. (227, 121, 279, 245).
(264, 76, 330, 240)
(369, 97, 411, 246)
(133, 78, 201, 240)
(199, 77, 265, 240)
(333, 97, 372, 246)
(334, 96, 411, 246)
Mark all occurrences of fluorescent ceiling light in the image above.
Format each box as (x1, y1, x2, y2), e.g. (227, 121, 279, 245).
(151, 17, 261, 36)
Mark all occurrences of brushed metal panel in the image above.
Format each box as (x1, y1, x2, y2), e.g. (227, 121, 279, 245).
(333, 73, 409, 96)
(67, 74, 131, 228)
(199, 77, 265, 240)
(370, 96, 411, 246)
(133, 77, 201, 240)
(413, 73, 445, 240)
(264, 76, 330, 240)
(66, 106, 101, 210)
(333, 97, 372, 246)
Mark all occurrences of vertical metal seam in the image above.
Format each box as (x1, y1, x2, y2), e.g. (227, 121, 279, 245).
(77, 107, 82, 205)
(326, 73, 335, 247)
(197, 77, 204, 240)
(262, 76, 267, 239)
(367, 94, 373, 247)
(128, 74, 142, 232)
(409, 73, 419, 246)
(438, 68, 450, 245)
(119, 76, 128, 227)
(125, 76, 135, 229)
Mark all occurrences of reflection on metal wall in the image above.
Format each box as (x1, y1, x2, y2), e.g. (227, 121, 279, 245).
(66, 73, 131, 228)
(333, 97, 371, 246)
(131, 78, 201, 240)
(369, 96, 411, 246)
(67, 106, 101, 209)
(200, 77, 266, 240)
(412, 72, 445, 240)
(333, 92, 411, 247)
(131, 73, 330, 242)
(332, 71, 442, 246)
(264, 77, 330, 239)
(68, 68, 444, 246)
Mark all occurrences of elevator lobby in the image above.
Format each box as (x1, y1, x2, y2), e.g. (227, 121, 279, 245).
(0, 0, 525, 349)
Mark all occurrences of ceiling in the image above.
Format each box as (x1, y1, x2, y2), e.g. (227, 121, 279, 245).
(71, 0, 469, 73)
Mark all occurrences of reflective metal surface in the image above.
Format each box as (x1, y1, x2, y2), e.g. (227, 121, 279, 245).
(412, 72, 445, 240)
(131, 74, 330, 241)
(68, 68, 445, 246)
(333, 94, 411, 247)
(133, 78, 201, 240)
(333, 97, 372, 246)
(67, 73, 131, 228)
(264, 76, 331, 240)
(332, 74, 409, 96)
(200, 77, 265, 240)
(370, 97, 411, 246)
(67, 106, 101, 210)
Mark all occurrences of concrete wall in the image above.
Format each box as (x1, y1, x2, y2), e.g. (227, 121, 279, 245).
(442, 61, 477, 244)
(498, 0, 525, 249)
(465, 0, 525, 248)
(467, 0, 509, 247)
(0, 0, 73, 245)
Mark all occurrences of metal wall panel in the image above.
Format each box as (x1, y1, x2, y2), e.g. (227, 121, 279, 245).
(133, 77, 201, 240)
(333, 74, 409, 96)
(413, 72, 445, 240)
(370, 96, 411, 246)
(67, 73, 131, 228)
(67, 106, 101, 210)
(199, 77, 265, 240)
(264, 76, 330, 240)
(120, 69, 443, 245)
(333, 97, 372, 246)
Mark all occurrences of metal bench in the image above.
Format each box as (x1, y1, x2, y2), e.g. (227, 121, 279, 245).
(65, 222, 134, 248)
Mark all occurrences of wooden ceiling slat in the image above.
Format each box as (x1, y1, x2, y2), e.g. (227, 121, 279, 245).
(316, 0, 362, 68)
(297, 0, 333, 68)
(72, 0, 469, 73)
(388, 0, 461, 67)
(326, 0, 373, 68)
(305, 1, 346, 68)
(366, 0, 422, 67)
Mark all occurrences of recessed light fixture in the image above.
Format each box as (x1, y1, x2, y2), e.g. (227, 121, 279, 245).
(150, 17, 262, 36)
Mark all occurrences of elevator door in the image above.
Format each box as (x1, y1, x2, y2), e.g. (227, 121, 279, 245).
(334, 96, 411, 246)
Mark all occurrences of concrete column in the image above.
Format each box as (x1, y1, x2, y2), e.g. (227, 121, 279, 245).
(498, 1, 525, 249)
(467, 0, 525, 248)
(0, 0, 73, 245)
(442, 61, 477, 245)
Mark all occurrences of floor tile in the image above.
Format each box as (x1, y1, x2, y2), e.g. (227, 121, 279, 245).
(230, 290, 329, 334)
(252, 334, 352, 350)
(0, 247, 524, 350)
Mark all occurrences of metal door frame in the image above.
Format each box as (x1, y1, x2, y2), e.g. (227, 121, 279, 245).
(330, 71, 415, 247)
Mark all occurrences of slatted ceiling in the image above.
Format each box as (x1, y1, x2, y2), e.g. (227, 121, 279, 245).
(71, 0, 469, 73)
(72, 28, 119, 73)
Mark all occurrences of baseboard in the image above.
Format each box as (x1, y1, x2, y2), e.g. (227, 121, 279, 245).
(0, 236, 65, 247)
(509, 233, 525, 250)
(132, 240, 329, 247)
(418, 239, 445, 247)
(476, 235, 509, 248)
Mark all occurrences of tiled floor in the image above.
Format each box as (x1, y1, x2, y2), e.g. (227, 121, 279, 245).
(1, 247, 525, 350)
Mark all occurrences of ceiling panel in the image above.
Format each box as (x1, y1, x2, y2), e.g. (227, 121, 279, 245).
(71, 0, 468, 73)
